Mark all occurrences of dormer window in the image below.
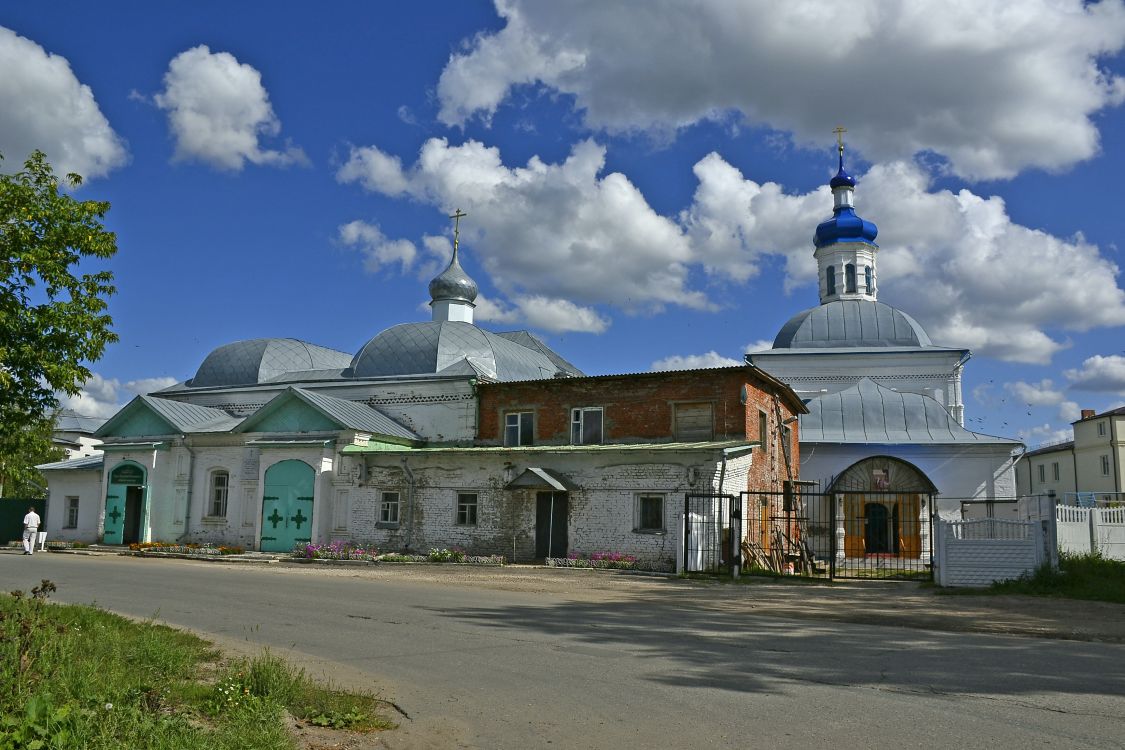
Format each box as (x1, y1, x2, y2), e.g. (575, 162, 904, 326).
(845, 264, 857, 293)
(826, 266, 836, 296)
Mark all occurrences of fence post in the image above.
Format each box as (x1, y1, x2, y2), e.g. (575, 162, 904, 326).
(933, 521, 946, 586)
(1043, 494, 1059, 570)
(1090, 507, 1101, 556)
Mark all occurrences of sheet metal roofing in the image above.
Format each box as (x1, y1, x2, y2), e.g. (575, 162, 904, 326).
(773, 300, 932, 349)
(190, 338, 353, 388)
(342, 439, 755, 454)
(55, 410, 106, 433)
(95, 396, 241, 437)
(36, 454, 104, 471)
(350, 321, 583, 381)
(287, 388, 420, 441)
(800, 378, 1020, 445)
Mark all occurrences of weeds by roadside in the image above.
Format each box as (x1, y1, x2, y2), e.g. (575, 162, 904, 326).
(0, 581, 394, 748)
(985, 552, 1125, 603)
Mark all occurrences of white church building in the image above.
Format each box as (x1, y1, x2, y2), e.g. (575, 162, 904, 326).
(749, 141, 1022, 523)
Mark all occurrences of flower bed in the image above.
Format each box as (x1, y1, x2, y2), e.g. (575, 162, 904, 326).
(548, 551, 641, 571)
(377, 548, 504, 565)
(294, 542, 378, 561)
(129, 542, 245, 556)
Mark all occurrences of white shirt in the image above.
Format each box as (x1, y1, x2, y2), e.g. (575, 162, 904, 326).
(23, 511, 40, 530)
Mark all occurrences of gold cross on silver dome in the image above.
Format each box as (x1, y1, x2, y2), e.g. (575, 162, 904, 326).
(449, 208, 468, 253)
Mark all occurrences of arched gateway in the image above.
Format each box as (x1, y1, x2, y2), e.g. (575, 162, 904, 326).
(828, 456, 936, 562)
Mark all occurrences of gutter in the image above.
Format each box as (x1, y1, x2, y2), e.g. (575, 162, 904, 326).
(177, 440, 195, 542)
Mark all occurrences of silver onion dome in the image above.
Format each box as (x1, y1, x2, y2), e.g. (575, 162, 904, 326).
(428, 250, 478, 304)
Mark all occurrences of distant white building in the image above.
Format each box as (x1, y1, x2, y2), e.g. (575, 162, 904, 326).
(749, 140, 1022, 524)
(1016, 406, 1125, 503)
(52, 410, 105, 459)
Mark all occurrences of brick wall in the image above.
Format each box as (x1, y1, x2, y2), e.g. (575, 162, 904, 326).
(478, 366, 801, 493)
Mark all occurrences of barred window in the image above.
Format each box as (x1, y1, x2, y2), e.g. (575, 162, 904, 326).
(209, 470, 229, 517)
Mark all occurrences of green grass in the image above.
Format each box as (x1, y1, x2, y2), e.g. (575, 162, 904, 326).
(985, 553, 1125, 603)
(0, 580, 394, 748)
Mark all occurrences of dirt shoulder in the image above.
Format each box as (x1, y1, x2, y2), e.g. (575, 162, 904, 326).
(242, 561, 1125, 644)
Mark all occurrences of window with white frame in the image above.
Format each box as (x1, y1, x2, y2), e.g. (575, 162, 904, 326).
(505, 412, 534, 446)
(209, 470, 229, 517)
(456, 492, 478, 525)
(635, 494, 665, 532)
(571, 407, 603, 445)
(65, 496, 79, 528)
(380, 491, 400, 525)
(1102, 455, 1111, 476)
(1038, 464, 1046, 483)
(1099, 421, 1107, 437)
(1052, 462, 1060, 481)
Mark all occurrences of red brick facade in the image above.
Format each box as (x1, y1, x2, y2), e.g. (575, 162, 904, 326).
(476, 365, 805, 494)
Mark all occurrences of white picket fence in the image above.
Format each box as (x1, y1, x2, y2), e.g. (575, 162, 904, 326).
(934, 518, 1055, 587)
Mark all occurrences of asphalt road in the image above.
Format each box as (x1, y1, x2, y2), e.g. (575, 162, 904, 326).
(2, 554, 1124, 749)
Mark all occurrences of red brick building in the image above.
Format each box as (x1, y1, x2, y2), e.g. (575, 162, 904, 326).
(477, 364, 806, 495)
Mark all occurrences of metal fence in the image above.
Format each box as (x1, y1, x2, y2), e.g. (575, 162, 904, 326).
(683, 493, 740, 575)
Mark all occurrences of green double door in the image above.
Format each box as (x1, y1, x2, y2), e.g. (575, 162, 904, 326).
(260, 460, 315, 553)
(104, 463, 146, 545)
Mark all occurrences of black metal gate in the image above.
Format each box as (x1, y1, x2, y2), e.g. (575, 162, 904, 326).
(741, 485, 935, 580)
(683, 493, 740, 574)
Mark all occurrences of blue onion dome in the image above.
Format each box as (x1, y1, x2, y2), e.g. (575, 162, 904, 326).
(829, 163, 856, 189)
(428, 250, 478, 303)
(814, 207, 878, 248)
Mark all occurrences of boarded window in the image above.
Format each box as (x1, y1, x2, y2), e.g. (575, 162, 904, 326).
(674, 402, 713, 441)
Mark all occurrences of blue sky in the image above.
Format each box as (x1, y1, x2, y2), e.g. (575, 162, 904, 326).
(5, 0, 1125, 446)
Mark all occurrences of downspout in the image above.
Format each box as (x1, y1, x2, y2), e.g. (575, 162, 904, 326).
(177, 440, 196, 542)
(1111, 417, 1120, 494)
(401, 456, 415, 551)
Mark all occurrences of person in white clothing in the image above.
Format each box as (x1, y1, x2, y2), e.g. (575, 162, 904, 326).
(22, 507, 41, 555)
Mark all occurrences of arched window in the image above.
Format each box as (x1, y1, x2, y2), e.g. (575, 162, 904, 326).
(845, 263, 857, 293)
(826, 266, 836, 296)
(864, 265, 873, 293)
(209, 470, 229, 517)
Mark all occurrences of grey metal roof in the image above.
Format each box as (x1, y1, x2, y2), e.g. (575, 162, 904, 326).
(290, 388, 421, 440)
(190, 338, 353, 388)
(800, 378, 1021, 445)
(350, 321, 576, 381)
(495, 331, 584, 376)
(140, 396, 242, 433)
(773, 300, 932, 349)
(36, 454, 104, 471)
(55, 410, 106, 433)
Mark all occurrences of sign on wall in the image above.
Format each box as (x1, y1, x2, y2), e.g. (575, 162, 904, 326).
(110, 464, 145, 486)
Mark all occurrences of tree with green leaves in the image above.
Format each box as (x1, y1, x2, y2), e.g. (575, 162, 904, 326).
(0, 150, 118, 436)
(0, 412, 63, 497)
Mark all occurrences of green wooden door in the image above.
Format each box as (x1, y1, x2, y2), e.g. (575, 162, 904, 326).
(260, 460, 315, 552)
(104, 463, 146, 545)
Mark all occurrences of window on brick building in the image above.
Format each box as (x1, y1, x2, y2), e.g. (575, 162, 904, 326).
(758, 410, 769, 451)
(571, 407, 603, 445)
(65, 496, 79, 528)
(635, 494, 665, 532)
(673, 402, 713, 441)
(781, 425, 793, 468)
(456, 492, 478, 525)
(380, 491, 400, 525)
(505, 412, 534, 446)
(208, 470, 229, 517)
(1038, 464, 1045, 483)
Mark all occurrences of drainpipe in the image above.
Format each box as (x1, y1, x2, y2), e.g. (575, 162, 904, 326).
(177, 440, 196, 542)
(1111, 417, 1120, 495)
(400, 457, 415, 551)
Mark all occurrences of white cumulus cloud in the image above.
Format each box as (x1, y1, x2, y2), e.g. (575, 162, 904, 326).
(1065, 354, 1125, 394)
(439, 0, 1125, 180)
(57, 374, 179, 419)
(651, 351, 743, 371)
(155, 45, 307, 171)
(338, 220, 417, 272)
(0, 26, 127, 180)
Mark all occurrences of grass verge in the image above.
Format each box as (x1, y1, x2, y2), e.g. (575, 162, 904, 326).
(984, 553, 1125, 603)
(0, 580, 395, 748)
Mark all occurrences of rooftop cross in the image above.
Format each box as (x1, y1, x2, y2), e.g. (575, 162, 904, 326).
(449, 208, 468, 254)
(833, 125, 847, 156)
